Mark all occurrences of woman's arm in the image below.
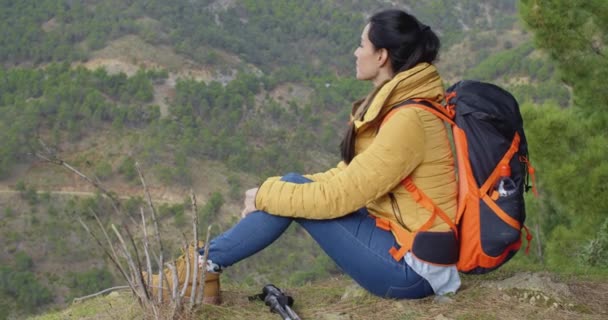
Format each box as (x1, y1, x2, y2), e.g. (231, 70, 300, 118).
(255, 108, 425, 219)
(303, 161, 347, 182)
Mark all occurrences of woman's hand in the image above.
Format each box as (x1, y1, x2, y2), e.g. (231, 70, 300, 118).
(240, 188, 259, 218)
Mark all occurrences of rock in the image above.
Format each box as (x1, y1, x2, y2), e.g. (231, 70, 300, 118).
(322, 313, 351, 320)
(433, 295, 454, 304)
(108, 291, 120, 298)
(480, 272, 571, 299)
(501, 294, 511, 301)
(341, 284, 366, 301)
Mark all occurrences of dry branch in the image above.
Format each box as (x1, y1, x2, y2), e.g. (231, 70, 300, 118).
(196, 225, 213, 305)
(190, 190, 199, 306)
(166, 263, 179, 301)
(135, 161, 165, 304)
(36, 144, 210, 317)
(35, 150, 123, 217)
(109, 223, 156, 319)
(77, 218, 136, 295)
(140, 207, 153, 296)
(72, 286, 131, 303)
(180, 240, 191, 299)
(166, 261, 181, 320)
(535, 223, 544, 264)
(124, 225, 150, 300)
(91, 209, 127, 282)
(111, 224, 143, 300)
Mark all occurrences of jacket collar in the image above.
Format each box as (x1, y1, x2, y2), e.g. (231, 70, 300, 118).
(352, 63, 445, 129)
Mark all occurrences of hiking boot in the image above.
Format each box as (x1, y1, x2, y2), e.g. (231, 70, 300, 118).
(202, 271, 221, 305)
(142, 241, 222, 304)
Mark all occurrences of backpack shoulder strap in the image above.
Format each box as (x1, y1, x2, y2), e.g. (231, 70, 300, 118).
(381, 99, 456, 127)
(380, 99, 458, 235)
(402, 176, 458, 235)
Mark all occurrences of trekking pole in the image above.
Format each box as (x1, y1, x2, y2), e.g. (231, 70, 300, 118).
(264, 293, 297, 320)
(255, 284, 301, 320)
(283, 304, 301, 320)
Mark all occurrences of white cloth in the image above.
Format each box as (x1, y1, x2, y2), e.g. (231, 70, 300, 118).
(404, 252, 461, 295)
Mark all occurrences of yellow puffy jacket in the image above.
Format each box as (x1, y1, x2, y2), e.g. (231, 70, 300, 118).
(255, 63, 457, 232)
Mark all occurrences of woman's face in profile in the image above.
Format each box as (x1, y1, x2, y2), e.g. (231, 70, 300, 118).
(354, 24, 381, 81)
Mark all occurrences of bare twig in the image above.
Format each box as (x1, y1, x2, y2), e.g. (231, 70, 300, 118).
(135, 161, 165, 304)
(111, 224, 145, 303)
(36, 142, 211, 316)
(37, 138, 55, 157)
(72, 286, 131, 303)
(180, 240, 191, 299)
(77, 218, 136, 295)
(35, 151, 122, 216)
(166, 262, 179, 301)
(535, 223, 543, 264)
(111, 225, 159, 319)
(91, 209, 127, 282)
(189, 190, 199, 305)
(124, 225, 150, 300)
(167, 261, 181, 320)
(140, 207, 153, 297)
(196, 225, 213, 305)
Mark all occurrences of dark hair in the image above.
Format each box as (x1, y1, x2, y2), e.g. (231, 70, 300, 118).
(369, 9, 440, 74)
(340, 9, 440, 163)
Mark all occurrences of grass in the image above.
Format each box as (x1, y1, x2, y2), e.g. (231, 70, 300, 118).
(28, 272, 608, 320)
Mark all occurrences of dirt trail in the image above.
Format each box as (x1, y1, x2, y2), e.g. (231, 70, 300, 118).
(0, 188, 180, 204)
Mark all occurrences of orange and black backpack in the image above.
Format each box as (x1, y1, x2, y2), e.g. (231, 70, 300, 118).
(377, 80, 537, 274)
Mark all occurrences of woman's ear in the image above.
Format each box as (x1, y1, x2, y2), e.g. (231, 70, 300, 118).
(377, 48, 390, 67)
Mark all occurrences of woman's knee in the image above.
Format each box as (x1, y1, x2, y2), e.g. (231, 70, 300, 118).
(280, 172, 312, 184)
(384, 277, 434, 299)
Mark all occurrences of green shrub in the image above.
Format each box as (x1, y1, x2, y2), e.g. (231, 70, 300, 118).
(580, 217, 608, 267)
(23, 187, 38, 206)
(118, 157, 137, 182)
(15, 182, 39, 206)
(227, 175, 242, 200)
(122, 197, 144, 216)
(0, 298, 10, 320)
(47, 205, 58, 217)
(158, 202, 185, 219)
(14, 181, 26, 193)
(4, 207, 14, 218)
(0, 267, 52, 310)
(14, 252, 33, 271)
(39, 191, 51, 203)
(66, 268, 114, 298)
(94, 161, 113, 181)
(200, 192, 224, 224)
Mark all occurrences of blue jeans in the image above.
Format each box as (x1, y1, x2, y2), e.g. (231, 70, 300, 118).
(204, 173, 434, 299)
